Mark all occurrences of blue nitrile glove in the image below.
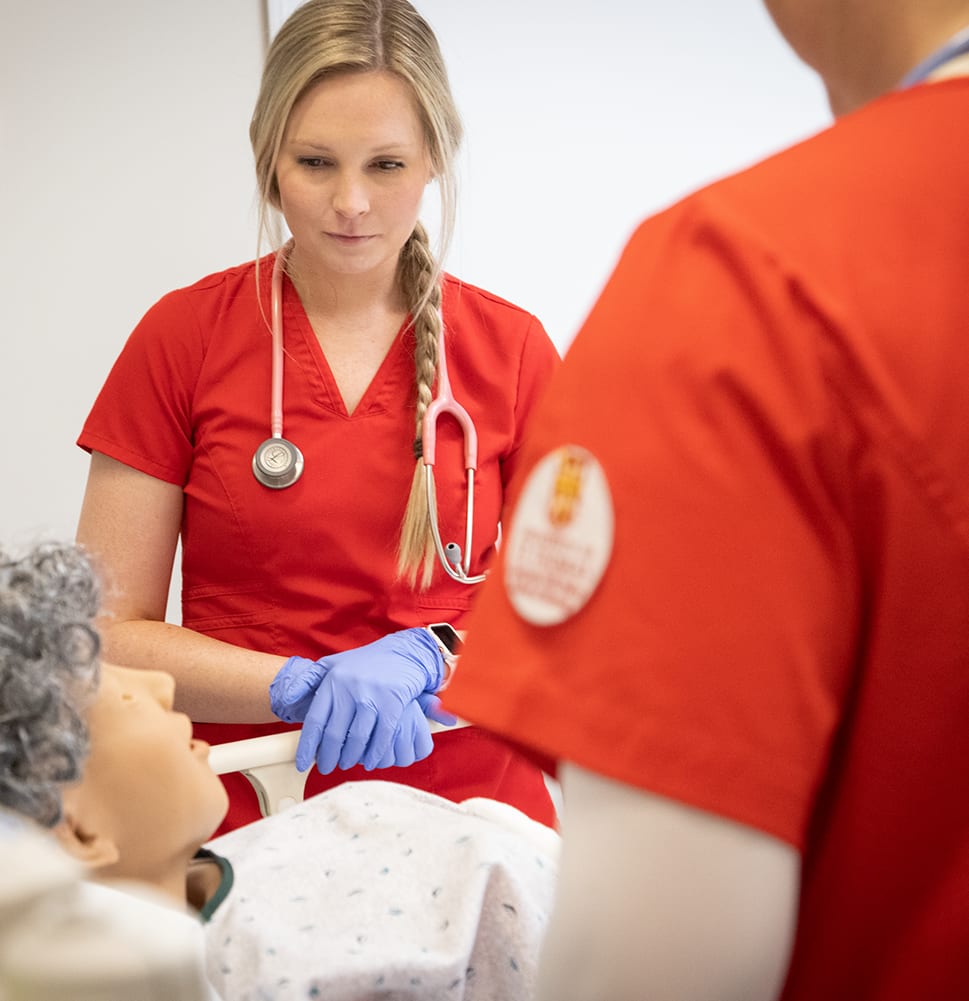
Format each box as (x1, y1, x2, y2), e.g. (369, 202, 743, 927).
(289, 628, 446, 774)
(419, 691, 459, 729)
(269, 651, 457, 768)
(269, 656, 328, 724)
(370, 692, 459, 770)
(369, 698, 433, 770)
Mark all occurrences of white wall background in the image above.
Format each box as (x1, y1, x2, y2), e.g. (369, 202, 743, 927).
(2, 0, 830, 556)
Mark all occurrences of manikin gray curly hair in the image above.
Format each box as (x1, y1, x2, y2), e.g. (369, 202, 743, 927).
(0, 542, 101, 827)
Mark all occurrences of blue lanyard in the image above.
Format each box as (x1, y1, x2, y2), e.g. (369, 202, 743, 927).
(898, 24, 969, 88)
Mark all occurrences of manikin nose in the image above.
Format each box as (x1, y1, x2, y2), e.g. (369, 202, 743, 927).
(131, 666, 176, 710)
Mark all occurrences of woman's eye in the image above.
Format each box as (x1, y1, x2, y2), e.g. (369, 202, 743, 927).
(297, 157, 330, 169)
(375, 159, 405, 172)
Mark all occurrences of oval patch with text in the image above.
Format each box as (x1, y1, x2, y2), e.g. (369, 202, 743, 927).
(503, 445, 614, 626)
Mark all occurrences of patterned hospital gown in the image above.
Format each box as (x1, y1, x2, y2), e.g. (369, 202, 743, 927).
(202, 780, 560, 1000)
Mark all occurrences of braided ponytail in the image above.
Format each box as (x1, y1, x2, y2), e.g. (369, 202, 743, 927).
(397, 223, 443, 588)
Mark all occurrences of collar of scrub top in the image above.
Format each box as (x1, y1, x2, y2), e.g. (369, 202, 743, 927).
(257, 241, 486, 585)
(897, 23, 969, 88)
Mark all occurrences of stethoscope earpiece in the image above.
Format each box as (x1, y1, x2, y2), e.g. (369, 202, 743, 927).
(252, 436, 304, 489)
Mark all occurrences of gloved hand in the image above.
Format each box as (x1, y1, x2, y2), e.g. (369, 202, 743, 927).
(274, 628, 446, 774)
(369, 693, 459, 770)
(269, 656, 328, 724)
(418, 691, 459, 729)
(271, 657, 458, 725)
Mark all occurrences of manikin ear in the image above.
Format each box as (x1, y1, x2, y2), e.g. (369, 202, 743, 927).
(52, 810, 120, 872)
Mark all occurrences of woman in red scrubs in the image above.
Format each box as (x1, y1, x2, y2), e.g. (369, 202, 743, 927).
(76, 0, 559, 833)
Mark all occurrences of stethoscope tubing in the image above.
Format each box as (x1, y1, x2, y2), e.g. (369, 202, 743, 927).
(251, 244, 304, 490)
(258, 242, 485, 584)
(421, 321, 484, 583)
(270, 245, 287, 439)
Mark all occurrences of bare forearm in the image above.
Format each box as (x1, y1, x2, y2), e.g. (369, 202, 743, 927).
(536, 765, 798, 1001)
(98, 618, 285, 723)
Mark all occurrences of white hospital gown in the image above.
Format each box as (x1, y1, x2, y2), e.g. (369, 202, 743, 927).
(202, 780, 560, 1001)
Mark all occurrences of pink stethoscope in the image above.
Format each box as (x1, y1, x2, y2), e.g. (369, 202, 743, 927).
(252, 243, 485, 584)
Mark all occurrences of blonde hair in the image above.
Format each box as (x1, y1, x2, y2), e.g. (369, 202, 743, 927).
(250, 0, 463, 588)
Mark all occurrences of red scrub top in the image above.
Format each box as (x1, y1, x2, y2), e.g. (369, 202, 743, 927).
(446, 79, 969, 999)
(79, 257, 560, 831)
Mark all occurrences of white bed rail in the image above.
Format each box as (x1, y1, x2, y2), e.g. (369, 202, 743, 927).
(207, 720, 468, 816)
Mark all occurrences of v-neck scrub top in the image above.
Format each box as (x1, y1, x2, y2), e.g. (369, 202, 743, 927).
(78, 256, 560, 832)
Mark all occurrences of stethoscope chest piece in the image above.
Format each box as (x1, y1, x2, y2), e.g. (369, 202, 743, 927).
(253, 436, 304, 489)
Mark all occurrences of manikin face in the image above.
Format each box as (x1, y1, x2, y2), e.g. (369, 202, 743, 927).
(60, 665, 228, 883)
(275, 69, 434, 286)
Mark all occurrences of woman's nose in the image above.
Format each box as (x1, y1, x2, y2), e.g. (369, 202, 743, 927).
(332, 171, 369, 217)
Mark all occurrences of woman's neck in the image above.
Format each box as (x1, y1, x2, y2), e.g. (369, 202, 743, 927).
(286, 249, 405, 322)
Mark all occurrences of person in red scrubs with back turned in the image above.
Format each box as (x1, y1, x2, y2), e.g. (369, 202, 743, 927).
(443, 0, 969, 997)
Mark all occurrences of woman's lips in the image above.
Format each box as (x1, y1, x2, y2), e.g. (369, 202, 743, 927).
(327, 232, 375, 245)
